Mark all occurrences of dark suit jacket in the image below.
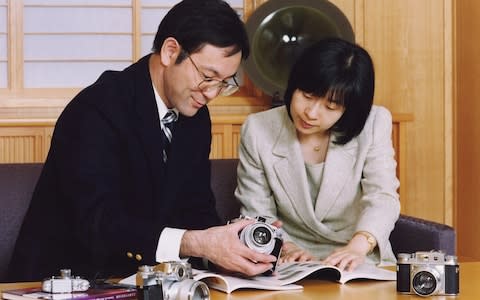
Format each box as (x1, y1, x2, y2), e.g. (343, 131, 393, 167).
(7, 55, 221, 282)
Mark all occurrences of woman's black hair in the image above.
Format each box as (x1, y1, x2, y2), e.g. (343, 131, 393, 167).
(152, 0, 249, 62)
(284, 38, 375, 145)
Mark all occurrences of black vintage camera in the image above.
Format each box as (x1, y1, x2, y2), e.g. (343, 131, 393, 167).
(41, 269, 90, 293)
(397, 251, 459, 296)
(135, 262, 210, 300)
(230, 215, 283, 275)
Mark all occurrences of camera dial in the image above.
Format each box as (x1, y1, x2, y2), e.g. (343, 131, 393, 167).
(397, 253, 411, 264)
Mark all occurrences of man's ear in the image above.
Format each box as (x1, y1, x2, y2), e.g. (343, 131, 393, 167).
(160, 37, 181, 66)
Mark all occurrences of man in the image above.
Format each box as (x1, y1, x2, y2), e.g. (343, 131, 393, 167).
(7, 0, 276, 282)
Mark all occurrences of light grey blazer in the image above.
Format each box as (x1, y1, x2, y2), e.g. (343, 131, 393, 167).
(235, 105, 401, 265)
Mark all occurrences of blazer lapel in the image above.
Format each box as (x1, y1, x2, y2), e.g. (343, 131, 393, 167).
(131, 55, 167, 211)
(314, 138, 358, 221)
(272, 116, 315, 221)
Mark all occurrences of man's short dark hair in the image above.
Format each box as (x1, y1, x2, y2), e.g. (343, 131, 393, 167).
(152, 0, 249, 62)
(284, 38, 375, 145)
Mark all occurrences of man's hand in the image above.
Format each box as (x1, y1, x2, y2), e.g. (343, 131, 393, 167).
(180, 219, 277, 276)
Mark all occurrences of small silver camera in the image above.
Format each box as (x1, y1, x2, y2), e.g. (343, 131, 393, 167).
(41, 269, 90, 293)
(230, 215, 283, 275)
(136, 261, 210, 300)
(397, 251, 459, 296)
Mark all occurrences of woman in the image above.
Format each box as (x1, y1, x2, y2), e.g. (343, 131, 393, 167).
(235, 38, 400, 271)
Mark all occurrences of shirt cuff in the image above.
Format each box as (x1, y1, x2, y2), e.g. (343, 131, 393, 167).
(156, 227, 186, 262)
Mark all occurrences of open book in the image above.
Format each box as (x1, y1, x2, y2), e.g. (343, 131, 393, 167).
(119, 261, 395, 294)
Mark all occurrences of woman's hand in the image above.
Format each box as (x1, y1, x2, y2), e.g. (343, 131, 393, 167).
(279, 241, 315, 264)
(321, 246, 366, 272)
(322, 232, 375, 271)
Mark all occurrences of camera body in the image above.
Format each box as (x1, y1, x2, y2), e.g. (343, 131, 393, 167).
(41, 269, 90, 293)
(135, 261, 210, 300)
(397, 251, 459, 296)
(231, 215, 283, 275)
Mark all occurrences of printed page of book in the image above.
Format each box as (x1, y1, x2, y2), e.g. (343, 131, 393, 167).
(273, 261, 396, 285)
(192, 269, 302, 293)
(270, 261, 341, 285)
(337, 263, 396, 284)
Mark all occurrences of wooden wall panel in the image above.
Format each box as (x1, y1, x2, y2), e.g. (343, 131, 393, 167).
(455, 0, 480, 261)
(43, 126, 53, 161)
(211, 125, 230, 159)
(232, 126, 241, 159)
(210, 116, 244, 159)
(210, 126, 225, 159)
(0, 127, 44, 162)
(359, 0, 451, 224)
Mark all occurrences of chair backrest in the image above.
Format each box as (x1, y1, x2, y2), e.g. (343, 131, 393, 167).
(390, 214, 456, 256)
(0, 163, 43, 282)
(210, 159, 241, 223)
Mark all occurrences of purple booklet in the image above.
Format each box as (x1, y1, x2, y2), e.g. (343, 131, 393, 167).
(2, 287, 137, 300)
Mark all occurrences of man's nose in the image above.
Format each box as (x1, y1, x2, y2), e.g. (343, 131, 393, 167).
(201, 86, 221, 101)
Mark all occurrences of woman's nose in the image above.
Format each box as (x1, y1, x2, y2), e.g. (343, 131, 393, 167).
(305, 103, 321, 119)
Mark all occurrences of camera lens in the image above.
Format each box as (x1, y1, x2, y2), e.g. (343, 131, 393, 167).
(412, 271, 437, 296)
(252, 226, 272, 245)
(165, 279, 210, 300)
(240, 222, 276, 254)
(191, 282, 210, 300)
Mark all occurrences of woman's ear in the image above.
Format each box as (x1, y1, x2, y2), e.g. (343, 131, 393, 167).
(160, 37, 181, 66)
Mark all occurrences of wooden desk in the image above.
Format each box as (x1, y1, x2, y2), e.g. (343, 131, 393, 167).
(2, 262, 475, 299)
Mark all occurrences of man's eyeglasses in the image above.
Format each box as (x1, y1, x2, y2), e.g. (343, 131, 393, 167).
(186, 53, 239, 97)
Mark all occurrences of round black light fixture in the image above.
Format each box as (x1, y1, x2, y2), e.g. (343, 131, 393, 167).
(243, 0, 355, 104)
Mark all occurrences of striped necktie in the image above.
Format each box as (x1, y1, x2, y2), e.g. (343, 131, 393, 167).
(161, 110, 178, 162)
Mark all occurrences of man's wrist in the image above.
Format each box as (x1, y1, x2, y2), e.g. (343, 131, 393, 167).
(180, 230, 204, 258)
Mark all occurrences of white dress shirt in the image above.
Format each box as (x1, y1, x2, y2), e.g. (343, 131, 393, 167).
(152, 83, 184, 262)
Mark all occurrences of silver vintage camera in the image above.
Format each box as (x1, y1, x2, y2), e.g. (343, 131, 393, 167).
(42, 269, 90, 293)
(397, 251, 459, 296)
(230, 215, 283, 275)
(136, 261, 210, 300)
